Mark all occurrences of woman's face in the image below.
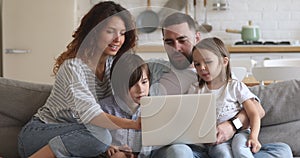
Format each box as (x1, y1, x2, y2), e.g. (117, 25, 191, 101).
(193, 49, 226, 83)
(129, 69, 150, 104)
(97, 16, 126, 56)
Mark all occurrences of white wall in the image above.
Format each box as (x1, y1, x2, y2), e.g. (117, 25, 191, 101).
(79, 0, 300, 45)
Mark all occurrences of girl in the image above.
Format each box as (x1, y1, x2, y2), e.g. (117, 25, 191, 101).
(18, 1, 138, 157)
(101, 53, 151, 158)
(189, 37, 263, 158)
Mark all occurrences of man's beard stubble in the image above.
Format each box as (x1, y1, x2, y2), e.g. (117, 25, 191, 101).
(168, 52, 193, 70)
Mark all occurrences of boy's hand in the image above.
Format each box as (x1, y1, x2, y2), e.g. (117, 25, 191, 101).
(107, 145, 135, 158)
(106, 146, 119, 157)
(134, 117, 141, 130)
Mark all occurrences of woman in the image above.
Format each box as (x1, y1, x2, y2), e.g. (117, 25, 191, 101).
(18, 1, 137, 158)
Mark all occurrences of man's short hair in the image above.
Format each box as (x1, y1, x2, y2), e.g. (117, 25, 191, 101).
(161, 12, 197, 33)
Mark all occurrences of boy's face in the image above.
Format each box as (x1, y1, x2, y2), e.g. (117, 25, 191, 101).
(163, 22, 199, 70)
(129, 69, 149, 104)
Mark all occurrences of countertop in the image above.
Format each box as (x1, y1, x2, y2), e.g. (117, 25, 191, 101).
(136, 45, 300, 53)
(227, 45, 300, 53)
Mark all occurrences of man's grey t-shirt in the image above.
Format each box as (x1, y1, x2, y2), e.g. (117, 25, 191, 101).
(147, 59, 197, 96)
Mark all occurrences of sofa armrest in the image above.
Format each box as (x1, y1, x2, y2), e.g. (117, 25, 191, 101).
(0, 77, 52, 158)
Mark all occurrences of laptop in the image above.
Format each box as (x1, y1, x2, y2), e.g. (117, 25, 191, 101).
(140, 93, 217, 146)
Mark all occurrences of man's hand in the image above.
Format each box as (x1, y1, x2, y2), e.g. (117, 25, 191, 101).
(215, 121, 236, 144)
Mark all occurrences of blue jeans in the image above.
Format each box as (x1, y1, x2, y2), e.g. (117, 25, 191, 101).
(18, 117, 112, 158)
(150, 144, 209, 158)
(150, 142, 292, 158)
(254, 142, 293, 158)
(207, 129, 254, 158)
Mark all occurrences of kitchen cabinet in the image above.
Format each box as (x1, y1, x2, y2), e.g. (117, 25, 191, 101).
(1, 0, 75, 84)
(227, 45, 300, 53)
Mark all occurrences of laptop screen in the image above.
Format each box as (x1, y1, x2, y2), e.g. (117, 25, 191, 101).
(140, 93, 217, 146)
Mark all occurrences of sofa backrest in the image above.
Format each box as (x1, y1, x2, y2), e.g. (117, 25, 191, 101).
(249, 79, 300, 156)
(249, 79, 300, 126)
(0, 77, 52, 158)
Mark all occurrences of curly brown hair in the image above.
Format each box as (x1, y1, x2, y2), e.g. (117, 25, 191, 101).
(53, 1, 137, 75)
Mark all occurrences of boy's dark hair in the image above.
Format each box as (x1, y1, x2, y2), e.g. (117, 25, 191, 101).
(110, 53, 150, 99)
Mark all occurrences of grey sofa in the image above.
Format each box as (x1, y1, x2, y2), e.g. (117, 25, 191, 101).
(0, 77, 299, 157)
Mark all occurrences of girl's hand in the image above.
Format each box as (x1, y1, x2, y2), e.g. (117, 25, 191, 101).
(247, 138, 262, 153)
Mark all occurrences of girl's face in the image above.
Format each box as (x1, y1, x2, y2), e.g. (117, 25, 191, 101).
(97, 16, 126, 56)
(193, 49, 228, 83)
(129, 69, 150, 104)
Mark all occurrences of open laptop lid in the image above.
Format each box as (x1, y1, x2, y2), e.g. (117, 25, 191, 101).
(140, 93, 216, 146)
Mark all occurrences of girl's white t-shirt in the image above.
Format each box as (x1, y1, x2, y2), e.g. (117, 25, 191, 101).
(189, 79, 257, 124)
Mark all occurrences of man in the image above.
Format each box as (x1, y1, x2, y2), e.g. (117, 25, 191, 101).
(147, 12, 292, 158)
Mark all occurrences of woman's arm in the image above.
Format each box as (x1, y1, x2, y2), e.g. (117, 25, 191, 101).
(89, 113, 141, 130)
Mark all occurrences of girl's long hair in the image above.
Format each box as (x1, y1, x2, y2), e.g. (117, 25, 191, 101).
(192, 37, 231, 88)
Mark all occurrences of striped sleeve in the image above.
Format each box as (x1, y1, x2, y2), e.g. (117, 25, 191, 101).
(57, 59, 104, 124)
(65, 82, 103, 123)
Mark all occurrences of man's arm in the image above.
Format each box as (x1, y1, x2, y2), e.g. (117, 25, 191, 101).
(215, 99, 265, 144)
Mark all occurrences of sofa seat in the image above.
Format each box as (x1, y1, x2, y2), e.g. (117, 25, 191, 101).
(0, 77, 299, 157)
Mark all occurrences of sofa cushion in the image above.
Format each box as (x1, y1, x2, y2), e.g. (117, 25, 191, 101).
(259, 120, 300, 157)
(249, 79, 300, 126)
(0, 77, 52, 158)
(249, 79, 300, 157)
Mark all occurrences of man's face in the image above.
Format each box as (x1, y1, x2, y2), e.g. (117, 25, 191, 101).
(163, 22, 198, 70)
